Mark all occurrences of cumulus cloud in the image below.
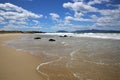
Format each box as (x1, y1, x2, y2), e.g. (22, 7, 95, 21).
(94, 11, 120, 28)
(62, 1, 97, 24)
(51, 22, 90, 31)
(0, 17, 5, 24)
(49, 13, 60, 21)
(88, 0, 110, 5)
(0, 24, 42, 31)
(32, 20, 39, 25)
(63, 1, 98, 22)
(60, 0, 120, 30)
(0, 3, 43, 19)
(0, 3, 43, 30)
(65, 15, 92, 22)
(63, 2, 97, 12)
(93, 6, 120, 29)
(73, 0, 84, 2)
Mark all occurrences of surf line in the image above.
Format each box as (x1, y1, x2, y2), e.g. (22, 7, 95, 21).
(36, 57, 63, 80)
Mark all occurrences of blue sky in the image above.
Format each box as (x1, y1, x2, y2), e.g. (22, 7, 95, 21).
(0, 0, 120, 32)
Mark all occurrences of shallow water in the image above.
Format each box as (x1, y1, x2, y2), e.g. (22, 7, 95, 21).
(6, 33, 120, 80)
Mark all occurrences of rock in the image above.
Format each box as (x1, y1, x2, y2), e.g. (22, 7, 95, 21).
(34, 37, 41, 39)
(49, 39, 56, 41)
(64, 35, 68, 37)
(59, 35, 68, 37)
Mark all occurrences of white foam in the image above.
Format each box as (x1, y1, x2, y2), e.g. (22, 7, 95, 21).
(73, 73, 80, 78)
(36, 57, 63, 80)
(16, 49, 23, 51)
(70, 49, 79, 60)
(43, 33, 120, 40)
(83, 60, 109, 65)
(61, 42, 69, 46)
(44, 33, 73, 36)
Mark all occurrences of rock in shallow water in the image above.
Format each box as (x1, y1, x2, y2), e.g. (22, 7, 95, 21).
(34, 37, 41, 39)
(59, 35, 68, 37)
(49, 39, 56, 41)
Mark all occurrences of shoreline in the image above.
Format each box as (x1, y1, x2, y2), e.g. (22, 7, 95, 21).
(1, 33, 120, 80)
(0, 33, 42, 80)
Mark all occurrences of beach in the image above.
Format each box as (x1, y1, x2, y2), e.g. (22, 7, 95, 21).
(0, 0, 120, 80)
(0, 34, 42, 80)
(0, 33, 120, 80)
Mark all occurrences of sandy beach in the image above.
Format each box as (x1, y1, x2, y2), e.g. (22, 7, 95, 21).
(0, 33, 120, 80)
(0, 34, 42, 80)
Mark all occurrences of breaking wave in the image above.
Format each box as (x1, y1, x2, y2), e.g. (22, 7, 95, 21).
(44, 33, 120, 40)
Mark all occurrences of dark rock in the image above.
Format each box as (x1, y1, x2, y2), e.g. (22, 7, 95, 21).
(64, 35, 68, 37)
(34, 37, 41, 39)
(49, 39, 56, 41)
(59, 35, 68, 37)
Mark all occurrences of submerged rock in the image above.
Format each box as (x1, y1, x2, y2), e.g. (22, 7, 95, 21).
(49, 39, 56, 41)
(34, 37, 41, 39)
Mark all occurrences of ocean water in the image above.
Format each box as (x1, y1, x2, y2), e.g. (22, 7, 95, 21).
(6, 33, 120, 80)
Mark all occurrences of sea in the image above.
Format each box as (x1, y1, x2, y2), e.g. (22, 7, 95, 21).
(6, 33, 120, 80)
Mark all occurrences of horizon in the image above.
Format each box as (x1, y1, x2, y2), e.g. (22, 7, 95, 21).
(0, 0, 120, 32)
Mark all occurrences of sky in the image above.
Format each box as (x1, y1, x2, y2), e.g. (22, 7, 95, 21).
(0, 0, 120, 32)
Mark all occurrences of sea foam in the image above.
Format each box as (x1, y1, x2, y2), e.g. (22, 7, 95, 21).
(43, 33, 120, 40)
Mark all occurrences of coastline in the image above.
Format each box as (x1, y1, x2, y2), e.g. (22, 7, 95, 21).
(0, 33, 42, 80)
(0, 33, 120, 80)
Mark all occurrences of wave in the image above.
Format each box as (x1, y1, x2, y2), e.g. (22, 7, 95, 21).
(44, 33, 120, 40)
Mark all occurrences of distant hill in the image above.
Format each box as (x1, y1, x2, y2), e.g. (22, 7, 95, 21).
(72, 29, 120, 33)
(0, 30, 46, 34)
(57, 30, 69, 33)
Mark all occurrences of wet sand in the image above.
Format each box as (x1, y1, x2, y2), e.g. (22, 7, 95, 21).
(0, 34, 42, 80)
(1, 34, 120, 80)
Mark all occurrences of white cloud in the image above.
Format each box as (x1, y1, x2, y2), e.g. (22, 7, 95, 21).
(49, 1, 96, 31)
(0, 3, 42, 20)
(94, 15, 120, 28)
(63, 2, 97, 12)
(8, 19, 27, 25)
(0, 3, 43, 30)
(32, 20, 39, 25)
(51, 23, 90, 31)
(0, 24, 42, 31)
(65, 15, 92, 22)
(92, 7, 120, 29)
(88, 0, 110, 5)
(49, 13, 60, 21)
(0, 17, 4, 21)
(73, 0, 84, 2)
(99, 9, 120, 16)
(91, 15, 98, 19)
(0, 17, 5, 24)
(63, 1, 97, 23)
(74, 12, 83, 18)
(0, 25, 25, 30)
(61, 0, 120, 30)
(49, 0, 120, 31)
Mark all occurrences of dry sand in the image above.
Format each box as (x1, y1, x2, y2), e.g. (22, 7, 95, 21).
(0, 34, 42, 80)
